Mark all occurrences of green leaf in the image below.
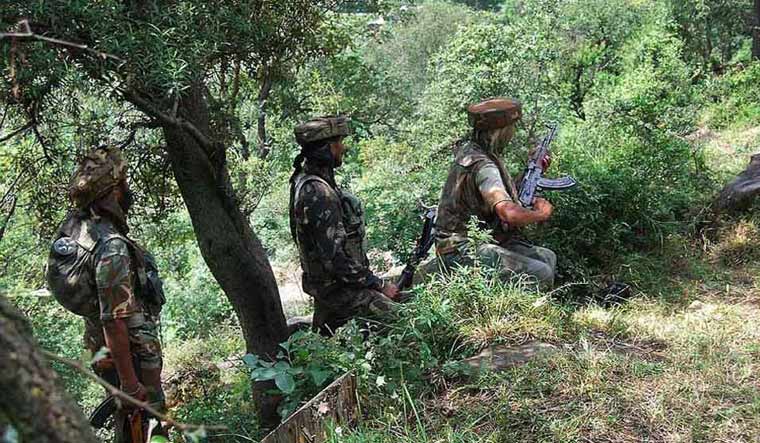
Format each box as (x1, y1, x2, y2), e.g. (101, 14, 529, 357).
(242, 354, 258, 368)
(274, 361, 291, 371)
(274, 372, 296, 394)
(251, 367, 278, 381)
(150, 436, 170, 443)
(310, 369, 331, 387)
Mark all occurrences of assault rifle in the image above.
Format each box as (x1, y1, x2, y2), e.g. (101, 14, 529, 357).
(90, 395, 148, 442)
(517, 123, 577, 208)
(397, 205, 438, 291)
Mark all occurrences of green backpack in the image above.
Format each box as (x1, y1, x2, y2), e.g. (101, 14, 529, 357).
(46, 212, 165, 317)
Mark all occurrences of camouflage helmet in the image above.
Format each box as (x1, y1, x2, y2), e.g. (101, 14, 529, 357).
(467, 98, 522, 130)
(68, 146, 127, 208)
(294, 116, 351, 146)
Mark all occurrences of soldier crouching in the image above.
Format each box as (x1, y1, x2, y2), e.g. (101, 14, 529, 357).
(288, 116, 400, 336)
(429, 98, 557, 288)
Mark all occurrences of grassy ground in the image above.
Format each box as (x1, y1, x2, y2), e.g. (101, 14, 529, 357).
(322, 120, 760, 442)
(325, 216, 760, 443)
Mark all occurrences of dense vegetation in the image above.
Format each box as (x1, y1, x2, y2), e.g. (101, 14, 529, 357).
(1, 0, 759, 441)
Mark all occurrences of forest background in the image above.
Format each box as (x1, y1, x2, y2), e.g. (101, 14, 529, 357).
(1, 0, 760, 441)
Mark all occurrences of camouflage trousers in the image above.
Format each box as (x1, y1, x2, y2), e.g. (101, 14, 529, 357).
(421, 240, 557, 288)
(312, 287, 397, 336)
(84, 315, 166, 410)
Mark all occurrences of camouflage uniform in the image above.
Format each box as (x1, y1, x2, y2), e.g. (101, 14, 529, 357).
(432, 139, 557, 286)
(68, 217, 165, 409)
(290, 117, 395, 335)
(49, 146, 165, 412)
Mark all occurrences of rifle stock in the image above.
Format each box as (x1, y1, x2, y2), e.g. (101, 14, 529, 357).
(396, 206, 437, 292)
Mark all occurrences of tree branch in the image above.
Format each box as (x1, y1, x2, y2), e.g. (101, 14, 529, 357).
(0, 103, 9, 131)
(0, 19, 125, 66)
(0, 120, 34, 143)
(0, 196, 18, 245)
(121, 88, 216, 153)
(40, 350, 227, 433)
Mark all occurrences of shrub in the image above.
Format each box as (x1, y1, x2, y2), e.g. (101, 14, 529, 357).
(703, 62, 760, 129)
(245, 266, 575, 420)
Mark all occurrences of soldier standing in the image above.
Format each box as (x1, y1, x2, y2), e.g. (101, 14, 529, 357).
(433, 98, 557, 287)
(289, 116, 399, 336)
(47, 147, 167, 441)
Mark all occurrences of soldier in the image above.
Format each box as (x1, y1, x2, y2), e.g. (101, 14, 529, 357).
(432, 98, 557, 287)
(47, 147, 167, 441)
(289, 116, 399, 336)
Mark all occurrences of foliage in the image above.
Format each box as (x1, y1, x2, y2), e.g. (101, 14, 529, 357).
(533, 20, 709, 279)
(245, 267, 574, 420)
(702, 61, 760, 129)
(669, 0, 754, 70)
(363, 1, 484, 108)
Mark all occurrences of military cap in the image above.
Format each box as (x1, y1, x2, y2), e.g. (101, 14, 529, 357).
(294, 116, 351, 146)
(467, 98, 522, 130)
(68, 146, 127, 208)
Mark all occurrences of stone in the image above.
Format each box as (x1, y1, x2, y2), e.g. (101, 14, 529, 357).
(463, 341, 559, 373)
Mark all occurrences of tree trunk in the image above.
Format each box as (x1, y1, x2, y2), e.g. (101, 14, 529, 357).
(160, 85, 287, 426)
(160, 85, 289, 357)
(753, 0, 760, 61)
(0, 295, 99, 443)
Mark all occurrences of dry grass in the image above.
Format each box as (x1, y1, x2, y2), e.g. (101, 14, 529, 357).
(708, 219, 760, 266)
(380, 226, 760, 443)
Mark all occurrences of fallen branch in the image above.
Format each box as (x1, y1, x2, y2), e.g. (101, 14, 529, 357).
(40, 350, 227, 433)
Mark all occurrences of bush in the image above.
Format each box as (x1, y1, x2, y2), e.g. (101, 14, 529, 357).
(246, 266, 575, 420)
(703, 62, 760, 129)
(534, 22, 710, 279)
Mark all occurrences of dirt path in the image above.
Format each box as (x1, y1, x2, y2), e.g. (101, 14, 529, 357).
(273, 263, 311, 317)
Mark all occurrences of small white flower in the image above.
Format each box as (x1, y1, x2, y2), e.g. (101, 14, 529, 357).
(335, 427, 343, 436)
(375, 375, 387, 387)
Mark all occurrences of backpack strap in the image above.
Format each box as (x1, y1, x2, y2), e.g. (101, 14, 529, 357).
(293, 173, 335, 203)
(96, 233, 149, 289)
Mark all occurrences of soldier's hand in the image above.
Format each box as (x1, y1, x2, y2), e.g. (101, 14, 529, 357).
(382, 282, 401, 301)
(121, 382, 148, 409)
(541, 152, 552, 170)
(528, 149, 552, 171)
(533, 198, 554, 220)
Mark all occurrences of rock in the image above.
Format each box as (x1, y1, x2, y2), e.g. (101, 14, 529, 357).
(714, 153, 760, 213)
(687, 300, 705, 312)
(463, 341, 559, 373)
(287, 314, 313, 335)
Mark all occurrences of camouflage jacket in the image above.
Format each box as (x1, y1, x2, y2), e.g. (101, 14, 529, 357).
(94, 227, 145, 326)
(289, 163, 383, 298)
(75, 215, 152, 325)
(435, 141, 517, 254)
